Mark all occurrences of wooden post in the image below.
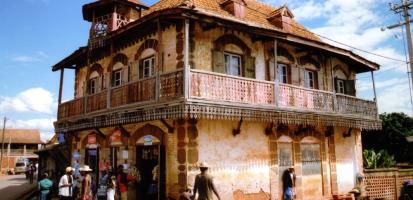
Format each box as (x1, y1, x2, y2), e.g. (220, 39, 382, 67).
(156, 19, 163, 101)
(273, 40, 279, 107)
(58, 68, 65, 105)
(330, 57, 337, 112)
(371, 71, 379, 118)
(184, 19, 190, 99)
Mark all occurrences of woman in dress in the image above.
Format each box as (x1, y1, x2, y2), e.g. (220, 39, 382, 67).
(80, 165, 93, 200)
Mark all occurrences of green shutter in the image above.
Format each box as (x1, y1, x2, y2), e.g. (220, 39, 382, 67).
(212, 50, 225, 73)
(244, 56, 256, 78)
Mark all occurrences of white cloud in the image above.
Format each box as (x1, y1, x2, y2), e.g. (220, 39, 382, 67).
(5, 118, 56, 142)
(11, 51, 48, 63)
(377, 82, 412, 115)
(0, 88, 56, 114)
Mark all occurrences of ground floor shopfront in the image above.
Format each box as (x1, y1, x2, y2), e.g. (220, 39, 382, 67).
(67, 119, 364, 200)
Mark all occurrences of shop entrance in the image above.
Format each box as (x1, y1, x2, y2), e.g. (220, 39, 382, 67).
(85, 148, 100, 191)
(136, 135, 165, 200)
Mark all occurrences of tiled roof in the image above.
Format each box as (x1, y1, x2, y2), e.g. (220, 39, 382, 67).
(3, 129, 43, 144)
(143, 0, 320, 41)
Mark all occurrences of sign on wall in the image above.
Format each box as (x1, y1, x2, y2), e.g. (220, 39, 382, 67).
(110, 128, 123, 146)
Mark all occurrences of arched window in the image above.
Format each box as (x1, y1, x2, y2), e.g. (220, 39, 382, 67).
(212, 34, 255, 78)
(268, 47, 294, 83)
(110, 54, 128, 87)
(334, 65, 355, 96)
(299, 55, 320, 89)
(135, 39, 159, 80)
(87, 64, 103, 95)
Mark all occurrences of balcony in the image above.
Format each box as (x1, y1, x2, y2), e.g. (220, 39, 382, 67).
(58, 69, 378, 120)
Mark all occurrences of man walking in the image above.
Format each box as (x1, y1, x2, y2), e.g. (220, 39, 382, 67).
(282, 166, 296, 200)
(192, 162, 221, 200)
(38, 173, 53, 200)
(59, 167, 74, 200)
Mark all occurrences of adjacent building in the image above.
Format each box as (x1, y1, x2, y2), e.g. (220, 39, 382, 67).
(0, 129, 42, 173)
(51, 0, 381, 199)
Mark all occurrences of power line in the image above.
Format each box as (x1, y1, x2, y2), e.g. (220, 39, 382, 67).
(243, 4, 408, 64)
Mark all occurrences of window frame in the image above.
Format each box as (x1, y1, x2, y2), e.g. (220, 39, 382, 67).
(224, 52, 242, 76)
(142, 55, 155, 78)
(89, 77, 97, 95)
(112, 69, 122, 87)
(304, 69, 316, 89)
(337, 79, 345, 94)
(278, 63, 289, 84)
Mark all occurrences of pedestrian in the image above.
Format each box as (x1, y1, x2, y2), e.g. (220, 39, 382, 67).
(282, 166, 296, 200)
(80, 165, 93, 200)
(59, 166, 74, 200)
(38, 172, 53, 200)
(107, 175, 117, 200)
(192, 162, 221, 200)
(117, 165, 135, 200)
(28, 163, 34, 184)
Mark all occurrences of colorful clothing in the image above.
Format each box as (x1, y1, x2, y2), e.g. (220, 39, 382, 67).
(38, 178, 53, 200)
(58, 174, 73, 197)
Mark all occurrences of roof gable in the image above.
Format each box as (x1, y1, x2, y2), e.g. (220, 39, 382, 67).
(3, 129, 43, 144)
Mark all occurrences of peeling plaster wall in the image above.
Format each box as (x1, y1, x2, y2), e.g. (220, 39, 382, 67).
(334, 127, 360, 194)
(190, 120, 271, 200)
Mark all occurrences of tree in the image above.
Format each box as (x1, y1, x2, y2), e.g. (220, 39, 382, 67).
(362, 112, 413, 163)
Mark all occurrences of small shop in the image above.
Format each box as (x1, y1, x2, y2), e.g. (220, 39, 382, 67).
(73, 125, 167, 200)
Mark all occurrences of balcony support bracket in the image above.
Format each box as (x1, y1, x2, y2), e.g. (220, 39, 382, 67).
(117, 125, 131, 138)
(94, 128, 106, 139)
(160, 119, 174, 133)
(232, 118, 243, 136)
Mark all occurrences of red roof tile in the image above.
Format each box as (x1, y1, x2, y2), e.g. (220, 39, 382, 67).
(2, 129, 43, 144)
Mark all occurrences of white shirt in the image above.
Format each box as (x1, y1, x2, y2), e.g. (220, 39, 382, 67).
(58, 174, 73, 197)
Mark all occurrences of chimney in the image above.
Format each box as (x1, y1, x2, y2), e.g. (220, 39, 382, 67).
(220, 0, 247, 19)
(267, 6, 294, 32)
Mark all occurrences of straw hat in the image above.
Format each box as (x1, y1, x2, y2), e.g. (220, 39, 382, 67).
(80, 165, 93, 172)
(65, 167, 73, 173)
(198, 162, 209, 169)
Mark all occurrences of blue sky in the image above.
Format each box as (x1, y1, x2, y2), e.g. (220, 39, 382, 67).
(0, 0, 411, 141)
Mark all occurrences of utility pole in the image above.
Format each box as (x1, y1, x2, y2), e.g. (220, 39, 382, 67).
(0, 117, 6, 174)
(385, 0, 413, 113)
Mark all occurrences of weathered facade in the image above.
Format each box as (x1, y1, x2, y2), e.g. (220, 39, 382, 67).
(52, 0, 381, 199)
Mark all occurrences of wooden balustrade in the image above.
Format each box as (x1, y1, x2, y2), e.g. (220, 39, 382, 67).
(86, 91, 107, 113)
(336, 94, 377, 117)
(190, 69, 274, 104)
(58, 69, 378, 120)
(160, 70, 184, 99)
(279, 83, 334, 112)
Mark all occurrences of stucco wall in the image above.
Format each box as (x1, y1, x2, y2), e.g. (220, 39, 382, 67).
(334, 127, 361, 194)
(190, 120, 270, 200)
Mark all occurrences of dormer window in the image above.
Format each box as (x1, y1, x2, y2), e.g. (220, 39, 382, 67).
(220, 0, 246, 18)
(267, 6, 294, 32)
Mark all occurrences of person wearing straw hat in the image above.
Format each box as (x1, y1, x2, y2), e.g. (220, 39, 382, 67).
(79, 165, 93, 200)
(282, 166, 296, 200)
(59, 166, 74, 200)
(192, 162, 221, 200)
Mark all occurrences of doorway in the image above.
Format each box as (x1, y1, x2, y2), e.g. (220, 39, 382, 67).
(85, 148, 99, 192)
(135, 135, 165, 200)
(301, 137, 323, 200)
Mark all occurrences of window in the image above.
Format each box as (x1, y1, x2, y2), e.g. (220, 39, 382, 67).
(304, 70, 315, 89)
(112, 69, 122, 87)
(89, 78, 97, 94)
(224, 53, 241, 76)
(143, 56, 155, 78)
(278, 64, 288, 84)
(337, 79, 345, 94)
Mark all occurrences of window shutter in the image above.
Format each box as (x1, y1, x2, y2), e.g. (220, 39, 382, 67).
(244, 56, 256, 78)
(334, 77, 338, 93)
(269, 60, 275, 81)
(212, 50, 225, 73)
(96, 76, 101, 92)
(123, 67, 129, 83)
(86, 79, 91, 94)
(111, 71, 115, 87)
(317, 71, 324, 90)
(314, 71, 319, 89)
(139, 60, 144, 79)
(345, 80, 356, 96)
(287, 65, 292, 84)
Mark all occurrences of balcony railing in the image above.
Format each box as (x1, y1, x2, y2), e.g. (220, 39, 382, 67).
(58, 69, 378, 120)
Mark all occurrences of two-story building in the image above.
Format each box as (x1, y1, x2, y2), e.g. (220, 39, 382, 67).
(52, 0, 381, 199)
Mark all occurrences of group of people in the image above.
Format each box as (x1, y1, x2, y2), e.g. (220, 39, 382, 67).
(37, 161, 296, 200)
(26, 162, 37, 184)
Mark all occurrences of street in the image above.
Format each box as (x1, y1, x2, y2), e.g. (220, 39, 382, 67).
(0, 174, 37, 200)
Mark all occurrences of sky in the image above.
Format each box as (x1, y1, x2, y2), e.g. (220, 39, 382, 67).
(0, 0, 411, 141)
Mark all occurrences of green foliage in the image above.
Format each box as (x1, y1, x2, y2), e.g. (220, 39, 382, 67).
(363, 149, 396, 169)
(362, 112, 413, 163)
